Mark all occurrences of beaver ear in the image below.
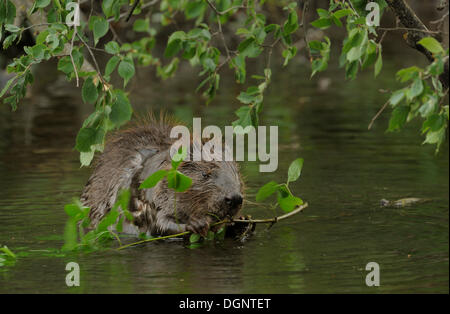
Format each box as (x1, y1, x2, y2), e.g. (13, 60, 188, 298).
(138, 148, 158, 159)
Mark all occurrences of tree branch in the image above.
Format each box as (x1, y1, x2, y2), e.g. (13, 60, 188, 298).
(116, 202, 309, 250)
(386, 0, 449, 88)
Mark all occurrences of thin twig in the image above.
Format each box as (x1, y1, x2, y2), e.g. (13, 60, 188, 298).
(21, 23, 53, 32)
(377, 27, 442, 35)
(430, 10, 449, 25)
(77, 33, 107, 86)
(217, 16, 230, 59)
(107, 0, 159, 22)
(109, 24, 123, 45)
(345, 0, 360, 17)
(266, 37, 280, 69)
(205, 0, 246, 16)
(69, 11, 80, 87)
(233, 203, 308, 223)
(368, 99, 390, 130)
(126, 0, 140, 22)
(301, 0, 311, 62)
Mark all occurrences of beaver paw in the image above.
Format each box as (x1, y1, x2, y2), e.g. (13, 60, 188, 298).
(186, 217, 210, 237)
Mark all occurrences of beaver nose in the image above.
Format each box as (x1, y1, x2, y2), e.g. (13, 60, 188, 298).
(225, 194, 243, 209)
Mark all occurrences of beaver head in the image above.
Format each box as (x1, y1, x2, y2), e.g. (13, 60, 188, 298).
(151, 159, 244, 223)
(179, 160, 243, 218)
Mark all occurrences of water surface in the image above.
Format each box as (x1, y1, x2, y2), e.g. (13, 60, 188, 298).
(0, 47, 448, 293)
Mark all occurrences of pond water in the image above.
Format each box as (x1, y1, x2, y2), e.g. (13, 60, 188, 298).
(0, 45, 448, 293)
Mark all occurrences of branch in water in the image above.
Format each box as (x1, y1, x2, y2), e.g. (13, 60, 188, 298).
(116, 202, 309, 250)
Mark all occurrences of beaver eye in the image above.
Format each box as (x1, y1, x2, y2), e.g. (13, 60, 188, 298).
(202, 172, 210, 179)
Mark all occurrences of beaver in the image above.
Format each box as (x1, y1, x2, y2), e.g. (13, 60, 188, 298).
(80, 115, 244, 237)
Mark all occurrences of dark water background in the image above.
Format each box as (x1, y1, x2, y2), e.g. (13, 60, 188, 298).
(0, 41, 448, 293)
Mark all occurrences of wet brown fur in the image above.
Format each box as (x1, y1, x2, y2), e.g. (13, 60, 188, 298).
(81, 113, 245, 237)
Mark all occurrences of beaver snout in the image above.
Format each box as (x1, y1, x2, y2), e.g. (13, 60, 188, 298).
(224, 194, 243, 215)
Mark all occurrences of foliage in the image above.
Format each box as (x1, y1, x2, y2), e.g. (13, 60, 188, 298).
(256, 158, 304, 213)
(385, 38, 448, 153)
(1, 0, 448, 254)
(308, 1, 448, 152)
(0, 0, 448, 163)
(0, 0, 304, 164)
(0, 245, 16, 267)
(62, 189, 133, 251)
(139, 147, 192, 192)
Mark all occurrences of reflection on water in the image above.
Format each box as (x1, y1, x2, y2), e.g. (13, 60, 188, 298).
(0, 48, 448, 293)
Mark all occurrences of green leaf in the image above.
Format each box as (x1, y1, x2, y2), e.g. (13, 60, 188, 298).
(102, 0, 119, 18)
(36, 0, 51, 8)
(331, 14, 343, 27)
(282, 46, 297, 66)
(232, 106, 253, 129)
(287, 158, 304, 183)
(389, 89, 406, 106)
(93, 17, 109, 46)
(283, 11, 299, 35)
(75, 127, 97, 152)
(118, 57, 135, 87)
(422, 113, 445, 133)
(406, 78, 424, 100)
(237, 37, 255, 53)
(256, 181, 278, 202)
(139, 170, 168, 189)
(347, 46, 363, 62)
(64, 204, 82, 218)
(316, 8, 329, 18)
(133, 18, 150, 32)
(5, 24, 20, 33)
(0, 246, 16, 259)
(0, 0, 16, 24)
(310, 18, 332, 29)
(308, 40, 323, 52)
(423, 126, 446, 148)
(388, 106, 409, 132)
(171, 146, 187, 169)
(374, 47, 382, 77)
(105, 41, 120, 54)
(105, 55, 120, 76)
(185, 0, 206, 19)
(80, 151, 95, 167)
(429, 58, 444, 76)
(62, 218, 78, 251)
(190, 233, 201, 243)
(97, 206, 119, 232)
(277, 187, 303, 213)
(418, 37, 444, 54)
(345, 61, 359, 80)
(396, 66, 421, 82)
(333, 9, 353, 19)
(214, 227, 226, 240)
(0, 77, 15, 98)
(174, 171, 192, 192)
(361, 40, 377, 69)
(110, 90, 132, 126)
(418, 95, 438, 118)
(82, 77, 98, 104)
(164, 39, 182, 57)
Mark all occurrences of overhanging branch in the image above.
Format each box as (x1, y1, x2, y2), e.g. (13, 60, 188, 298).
(386, 0, 449, 88)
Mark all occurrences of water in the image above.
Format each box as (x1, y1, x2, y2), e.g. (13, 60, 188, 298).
(0, 47, 448, 293)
